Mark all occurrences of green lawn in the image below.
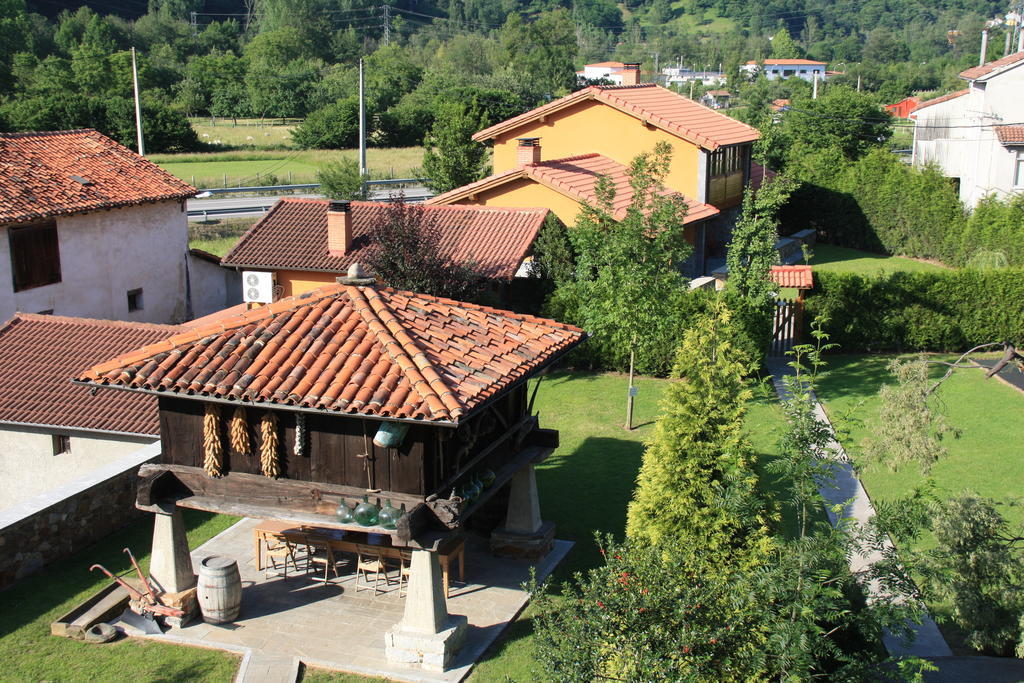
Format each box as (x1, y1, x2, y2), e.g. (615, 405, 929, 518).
(189, 216, 259, 258)
(814, 353, 1024, 652)
(151, 148, 424, 189)
(0, 510, 241, 681)
(808, 244, 947, 275)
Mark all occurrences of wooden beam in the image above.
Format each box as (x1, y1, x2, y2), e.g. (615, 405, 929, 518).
(434, 414, 535, 496)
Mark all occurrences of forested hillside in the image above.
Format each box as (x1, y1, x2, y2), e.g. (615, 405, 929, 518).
(1, 0, 1013, 152)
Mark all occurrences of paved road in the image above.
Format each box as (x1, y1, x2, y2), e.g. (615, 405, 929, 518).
(187, 186, 432, 221)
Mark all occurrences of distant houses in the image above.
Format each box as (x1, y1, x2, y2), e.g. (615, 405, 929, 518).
(741, 59, 828, 82)
(911, 50, 1024, 207)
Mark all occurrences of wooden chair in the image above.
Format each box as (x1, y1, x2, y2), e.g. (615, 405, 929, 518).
(354, 544, 392, 595)
(397, 549, 413, 598)
(262, 532, 302, 579)
(303, 533, 347, 584)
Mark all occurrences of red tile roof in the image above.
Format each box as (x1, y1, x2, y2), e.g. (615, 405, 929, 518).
(586, 61, 625, 68)
(472, 85, 759, 151)
(78, 284, 586, 424)
(0, 129, 196, 225)
(911, 89, 968, 113)
(428, 153, 720, 224)
(959, 51, 1024, 81)
(995, 126, 1024, 145)
(770, 265, 813, 290)
(0, 314, 178, 436)
(749, 162, 776, 193)
(222, 200, 548, 280)
(770, 98, 790, 112)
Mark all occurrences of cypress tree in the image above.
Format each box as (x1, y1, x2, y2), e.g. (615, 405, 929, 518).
(626, 301, 770, 565)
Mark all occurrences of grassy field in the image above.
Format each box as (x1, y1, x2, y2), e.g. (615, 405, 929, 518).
(814, 353, 1024, 652)
(151, 148, 424, 189)
(808, 244, 947, 275)
(0, 510, 240, 681)
(189, 217, 259, 257)
(190, 117, 300, 150)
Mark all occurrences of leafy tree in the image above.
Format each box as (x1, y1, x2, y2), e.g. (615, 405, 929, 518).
(0, 0, 31, 91)
(500, 10, 577, 95)
(626, 301, 771, 564)
(544, 142, 698, 375)
(770, 27, 803, 59)
(366, 197, 484, 301)
(421, 102, 488, 194)
(782, 86, 892, 161)
(317, 157, 368, 200)
(291, 98, 359, 149)
(103, 96, 199, 153)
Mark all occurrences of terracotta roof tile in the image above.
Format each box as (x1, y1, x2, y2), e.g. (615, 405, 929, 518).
(429, 153, 719, 224)
(995, 126, 1024, 145)
(911, 89, 968, 113)
(770, 265, 813, 290)
(0, 129, 196, 225)
(472, 85, 759, 151)
(0, 314, 178, 435)
(79, 284, 586, 425)
(959, 51, 1024, 81)
(222, 200, 546, 280)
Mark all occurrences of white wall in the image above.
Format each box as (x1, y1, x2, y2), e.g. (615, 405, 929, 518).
(0, 424, 155, 513)
(913, 66, 1024, 207)
(0, 200, 190, 323)
(188, 253, 242, 319)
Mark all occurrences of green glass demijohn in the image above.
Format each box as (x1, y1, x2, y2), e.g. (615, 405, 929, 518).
(378, 499, 400, 530)
(480, 469, 496, 488)
(353, 494, 380, 526)
(336, 499, 355, 524)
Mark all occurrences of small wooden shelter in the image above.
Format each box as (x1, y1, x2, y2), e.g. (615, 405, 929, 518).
(77, 267, 585, 670)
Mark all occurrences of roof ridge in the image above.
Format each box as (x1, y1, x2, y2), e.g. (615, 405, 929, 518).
(11, 312, 180, 331)
(0, 128, 99, 139)
(532, 152, 604, 165)
(345, 285, 462, 420)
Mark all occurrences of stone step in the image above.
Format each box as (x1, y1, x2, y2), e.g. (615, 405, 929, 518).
(236, 651, 300, 683)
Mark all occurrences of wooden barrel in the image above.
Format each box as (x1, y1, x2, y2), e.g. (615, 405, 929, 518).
(197, 555, 241, 624)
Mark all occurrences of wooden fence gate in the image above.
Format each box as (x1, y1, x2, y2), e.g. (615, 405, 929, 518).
(770, 298, 804, 357)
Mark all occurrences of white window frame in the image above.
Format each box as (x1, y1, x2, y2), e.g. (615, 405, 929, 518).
(1015, 150, 1024, 189)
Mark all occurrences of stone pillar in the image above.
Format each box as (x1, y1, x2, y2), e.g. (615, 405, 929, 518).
(490, 463, 555, 560)
(385, 549, 467, 672)
(149, 503, 196, 595)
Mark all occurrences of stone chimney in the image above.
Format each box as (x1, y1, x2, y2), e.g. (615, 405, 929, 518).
(516, 138, 541, 166)
(327, 200, 352, 257)
(621, 63, 641, 86)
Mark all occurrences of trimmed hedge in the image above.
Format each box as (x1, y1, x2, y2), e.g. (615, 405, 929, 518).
(805, 270, 1024, 352)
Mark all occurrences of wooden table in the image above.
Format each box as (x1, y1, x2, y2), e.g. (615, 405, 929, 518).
(253, 520, 465, 597)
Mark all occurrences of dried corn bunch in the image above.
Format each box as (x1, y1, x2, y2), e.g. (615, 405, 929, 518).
(260, 411, 280, 478)
(202, 403, 224, 477)
(229, 406, 250, 455)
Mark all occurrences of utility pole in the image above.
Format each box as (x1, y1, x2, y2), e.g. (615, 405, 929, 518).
(358, 58, 367, 177)
(382, 4, 391, 46)
(812, 71, 819, 99)
(131, 47, 145, 156)
(190, 11, 197, 39)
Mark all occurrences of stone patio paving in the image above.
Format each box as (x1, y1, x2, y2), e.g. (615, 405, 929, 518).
(138, 518, 571, 682)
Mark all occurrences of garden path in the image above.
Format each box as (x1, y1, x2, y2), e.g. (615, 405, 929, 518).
(766, 359, 952, 659)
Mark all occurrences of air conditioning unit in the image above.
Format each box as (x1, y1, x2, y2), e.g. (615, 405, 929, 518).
(242, 271, 275, 304)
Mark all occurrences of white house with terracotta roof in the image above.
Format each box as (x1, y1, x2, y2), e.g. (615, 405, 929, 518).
(740, 59, 827, 82)
(0, 129, 235, 323)
(0, 313, 175, 511)
(911, 50, 1024, 207)
(576, 62, 640, 85)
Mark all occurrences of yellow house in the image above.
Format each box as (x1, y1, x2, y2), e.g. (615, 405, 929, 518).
(427, 72, 766, 274)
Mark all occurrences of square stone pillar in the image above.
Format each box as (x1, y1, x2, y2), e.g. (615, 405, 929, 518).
(490, 463, 555, 560)
(149, 503, 196, 595)
(385, 549, 467, 672)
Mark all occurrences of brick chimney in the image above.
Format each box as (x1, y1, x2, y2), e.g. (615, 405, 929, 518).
(516, 137, 541, 166)
(327, 200, 352, 257)
(621, 63, 641, 86)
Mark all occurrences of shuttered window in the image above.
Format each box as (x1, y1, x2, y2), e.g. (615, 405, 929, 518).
(9, 222, 61, 292)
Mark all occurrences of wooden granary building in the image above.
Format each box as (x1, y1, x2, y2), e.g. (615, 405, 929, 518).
(76, 269, 585, 670)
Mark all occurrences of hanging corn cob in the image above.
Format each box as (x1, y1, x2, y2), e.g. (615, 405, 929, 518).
(202, 403, 224, 477)
(260, 411, 280, 478)
(229, 406, 250, 455)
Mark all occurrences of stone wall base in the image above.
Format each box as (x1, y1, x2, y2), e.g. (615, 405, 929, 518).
(384, 615, 468, 672)
(490, 520, 555, 561)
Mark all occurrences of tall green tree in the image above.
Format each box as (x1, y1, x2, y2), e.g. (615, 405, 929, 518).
(770, 27, 803, 59)
(421, 102, 488, 194)
(501, 10, 577, 95)
(626, 301, 771, 564)
(783, 86, 892, 161)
